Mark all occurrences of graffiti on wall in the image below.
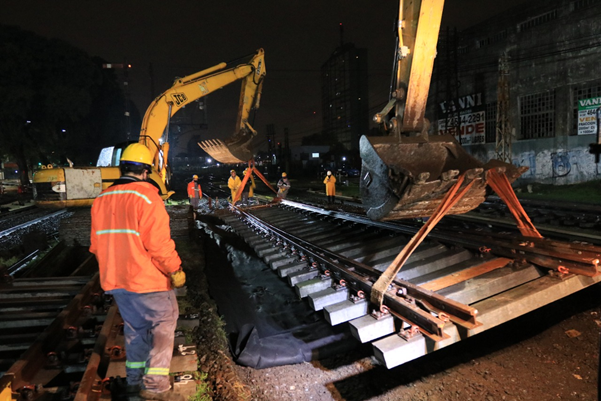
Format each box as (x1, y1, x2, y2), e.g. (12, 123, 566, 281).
(510, 147, 599, 184)
(551, 152, 571, 178)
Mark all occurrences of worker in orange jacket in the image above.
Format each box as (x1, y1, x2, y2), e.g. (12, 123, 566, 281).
(187, 174, 202, 208)
(323, 170, 336, 204)
(90, 143, 185, 401)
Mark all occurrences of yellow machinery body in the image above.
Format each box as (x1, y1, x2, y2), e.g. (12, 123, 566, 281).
(360, 0, 523, 220)
(33, 165, 169, 208)
(33, 49, 266, 208)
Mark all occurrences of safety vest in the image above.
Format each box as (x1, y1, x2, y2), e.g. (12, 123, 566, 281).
(187, 180, 202, 198)
(89, 178, 181, 293)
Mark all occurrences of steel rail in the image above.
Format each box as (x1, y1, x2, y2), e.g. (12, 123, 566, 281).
(233, 206, 479, 341)
(278, 200, 601, 277)
(0, 273, 103, 397)
(0, 209, 68, 239)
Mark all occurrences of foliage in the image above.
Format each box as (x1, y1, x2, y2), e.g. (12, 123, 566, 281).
(515, 179, 601, 204)
(0, 25, 131, 183)
(188, 372, 212, 401)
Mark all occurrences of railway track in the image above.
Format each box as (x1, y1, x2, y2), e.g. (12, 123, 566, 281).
(1, 192, 600, 397)
(213, 199, 601, 368)
(0, 247, 198, 400)
(0, 208, 70, 251)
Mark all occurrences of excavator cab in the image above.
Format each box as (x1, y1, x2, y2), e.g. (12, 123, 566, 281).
(361, 0, 523, 221)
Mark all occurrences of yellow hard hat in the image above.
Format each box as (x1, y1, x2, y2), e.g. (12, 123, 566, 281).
(282, 172, 287, 177)
(230, 169, 236, 174)
(121, 143, 153, 168)
(193, 175, 198, 179)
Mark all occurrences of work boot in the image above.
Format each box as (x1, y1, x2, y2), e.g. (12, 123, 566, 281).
(139, 388, 184, 401)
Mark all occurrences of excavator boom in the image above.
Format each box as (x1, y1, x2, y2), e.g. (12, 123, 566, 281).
(32, 49, 266, 208)
(361, 0, 524, 221)
(197, 50, 266, 164)
(143, 49, 265, 173)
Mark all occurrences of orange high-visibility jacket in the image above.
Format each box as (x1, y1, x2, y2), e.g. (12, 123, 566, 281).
(323, 175, 336, 196)
(89, 179, 181, 293)
(187, 180, 202, 198)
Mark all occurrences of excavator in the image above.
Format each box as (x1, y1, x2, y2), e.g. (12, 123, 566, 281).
(32, 49, 266, 208)
(360, 0, 525, 221)
(364, 0, 536, 308)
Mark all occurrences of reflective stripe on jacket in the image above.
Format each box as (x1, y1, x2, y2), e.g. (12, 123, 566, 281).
(187, 181, 202, 198)
(89, 179, 181, 293)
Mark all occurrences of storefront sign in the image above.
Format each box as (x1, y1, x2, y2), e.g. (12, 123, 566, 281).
(438, 110, 486, 145)
(577, 97, 601, 135)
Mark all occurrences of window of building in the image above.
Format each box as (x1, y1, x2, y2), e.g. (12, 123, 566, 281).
(485, 101, 497, 143)
(574, 0, 600, 10)
(477, 30, 507, 49)
(571, 82, 601, 135)
(517, 10, 558, 32)
(519, 91, 555, 139)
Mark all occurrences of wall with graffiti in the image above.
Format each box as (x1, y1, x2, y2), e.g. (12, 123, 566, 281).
(466, 136, 600, 185)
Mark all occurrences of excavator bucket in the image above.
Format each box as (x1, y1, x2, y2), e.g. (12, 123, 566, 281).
(198, 132, 254, 164)
(359, 134, 525, 221)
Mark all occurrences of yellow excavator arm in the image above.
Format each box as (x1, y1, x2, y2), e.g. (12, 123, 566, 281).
(141, 48, 266, 177)
(32, 49, 265, 208)
(373, 0, 444, 137)
(361, 0, 524, 221)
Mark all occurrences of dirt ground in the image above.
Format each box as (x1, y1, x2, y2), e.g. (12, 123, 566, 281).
(232, 283, 600, 401)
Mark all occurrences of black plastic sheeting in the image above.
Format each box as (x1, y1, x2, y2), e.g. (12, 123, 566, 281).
(201, 219, 355, 369)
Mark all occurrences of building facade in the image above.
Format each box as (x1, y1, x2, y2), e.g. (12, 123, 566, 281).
(321, 43, 369, 151)
(429, 0, 601, 184)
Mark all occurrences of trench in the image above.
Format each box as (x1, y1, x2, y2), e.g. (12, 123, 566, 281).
(197, 214, 363, 369)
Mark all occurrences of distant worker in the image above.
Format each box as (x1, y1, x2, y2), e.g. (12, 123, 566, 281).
(228, 169, 241, 203)
(241, 168, 256, 204)
(187, 174, 202, 209)
(323, 170, 336, 204)
(277, 172, 291, 199)
(89, 143, 185, 401)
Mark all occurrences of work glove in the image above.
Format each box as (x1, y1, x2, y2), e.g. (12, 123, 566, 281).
(170, 269, 186, 288)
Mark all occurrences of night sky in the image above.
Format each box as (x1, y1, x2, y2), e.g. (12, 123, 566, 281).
(1, 0, 528, 149)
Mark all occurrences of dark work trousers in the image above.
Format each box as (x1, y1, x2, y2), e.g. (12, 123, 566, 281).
(112, 290, 179, 392)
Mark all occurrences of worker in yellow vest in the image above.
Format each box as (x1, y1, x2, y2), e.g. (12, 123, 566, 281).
(323, 170, 336, 204)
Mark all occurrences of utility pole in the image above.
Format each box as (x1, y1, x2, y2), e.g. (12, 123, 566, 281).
(495, 54, 512, 163)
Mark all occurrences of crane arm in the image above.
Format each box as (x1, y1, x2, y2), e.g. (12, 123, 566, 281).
(138, 49, 266, 172)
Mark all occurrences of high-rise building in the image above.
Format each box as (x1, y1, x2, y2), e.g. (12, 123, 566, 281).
(321, 43, 369, 150)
